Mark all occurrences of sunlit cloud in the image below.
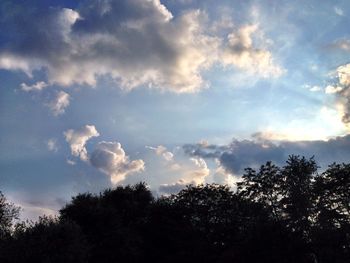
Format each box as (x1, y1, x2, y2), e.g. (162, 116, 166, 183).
(221, 24, 284, 78)
(90, 141, 145, 184)
(64, 125, 100, 161)
(0, 0, 283, 95)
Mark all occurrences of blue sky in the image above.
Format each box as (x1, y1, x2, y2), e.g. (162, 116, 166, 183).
(1, 0, 350, 220)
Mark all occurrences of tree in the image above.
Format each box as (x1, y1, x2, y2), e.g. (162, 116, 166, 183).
(2, 216, 88, 263)
(237, 161, 283, 221)
(280, 155, 317, 239)
(237, 156, 318, 261)
(312, 163, 350, 262)
(0, 191, 20, 238)
(60, 183, 153, 263)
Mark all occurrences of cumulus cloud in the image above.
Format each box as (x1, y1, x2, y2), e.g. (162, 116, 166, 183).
(47, 91, 70, 116)
(146, 145, 174, 161)
(21, 81, 48, 92)
(186, 158, 210, 184)
(213, 161, 240, 189)
(90, 141, 145, 184)
(221, 24, 283, 77)
(64, 125, 145, 184)
(325, 85, 342, 94)
(155, 151, 211, 195)
(158, 157, 210, 194)
(0, 0, 282, 93)
(64, 125, 100, 161)
(183, 134, 350, 175)
(324, 64, 350, 126)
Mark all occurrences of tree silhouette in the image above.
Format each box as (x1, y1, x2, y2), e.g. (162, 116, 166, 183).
(60, 183, 153, 263)
(0, 192, 19, 238)
(1, 156, 350, 262)
(2, 216, 88, 263)
(312, 163, 350, 262)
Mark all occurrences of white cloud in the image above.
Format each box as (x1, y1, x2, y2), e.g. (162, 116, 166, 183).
(90, 141, 145, 184)
(0, 0, 282, 93)
(325, 85, 342, 94)
(47, 138, 58, 152)
(213, 161, 240, 189)
(310, 85, 321, 92)
(221, 24, 283, 78)
(0, 53, 35, 76)
(334, 6, 344, 16)
(146, 145, 174, 161)
(47, 91, 70, 116)
(162, 151, 174, 161)
(21, 81, 48, 92)
(64, 125, 100, 161)
(328, 64, 350, 126)
(158, 157, 210, 194)
(186, 158, 210, 184)
(66, 159, 76, 166)
(337, 64, 350, 86)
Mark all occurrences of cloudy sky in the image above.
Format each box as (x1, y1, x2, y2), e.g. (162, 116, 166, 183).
(2, 0, 350, 220)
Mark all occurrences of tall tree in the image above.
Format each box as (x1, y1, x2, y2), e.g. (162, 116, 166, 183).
(237, 161, 283, 221)
(279, 156, 317, 238)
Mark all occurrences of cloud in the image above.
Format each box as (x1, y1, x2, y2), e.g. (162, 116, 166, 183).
(186, 158, 210, 184)
(334, 6, 344, 16)
(66, 159, 76, 166)
(47, 139, 58, 152)
(158, 156, 210, 194)
(325, 64, 350, 126)
(325, 85, 342, 94)
(47, 91, 70, 116)
(310, 86, 321, 92)
(64, 125, 100, 161)
(90, 141, 145, 184)
(0, 0, 282, 93)
(21, 81, 48, 92)
(332, 39, 350, 51)
(146, 145, 174, 161)
(64, 125, 145, 184)
(212, 161, 240, 189)
(159, 179, 187, 195)
(221, 24, 283, 77)
(183, 134, 350, 175)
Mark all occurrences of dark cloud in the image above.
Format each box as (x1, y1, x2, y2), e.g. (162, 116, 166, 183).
(183, 135, 350, 174)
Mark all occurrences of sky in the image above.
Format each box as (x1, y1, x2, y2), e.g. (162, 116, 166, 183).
(1, 0, 350, 220)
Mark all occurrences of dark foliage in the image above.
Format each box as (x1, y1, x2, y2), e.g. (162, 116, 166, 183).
(0, 156, 349, 262)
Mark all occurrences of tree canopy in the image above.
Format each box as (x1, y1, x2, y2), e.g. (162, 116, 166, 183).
(0, 156, 349, 262)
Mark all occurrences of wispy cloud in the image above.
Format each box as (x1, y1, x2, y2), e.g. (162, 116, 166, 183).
(47, 91, 70, 116)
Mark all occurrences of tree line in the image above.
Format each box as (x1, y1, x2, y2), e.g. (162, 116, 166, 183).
(0, 155, 349, 262)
